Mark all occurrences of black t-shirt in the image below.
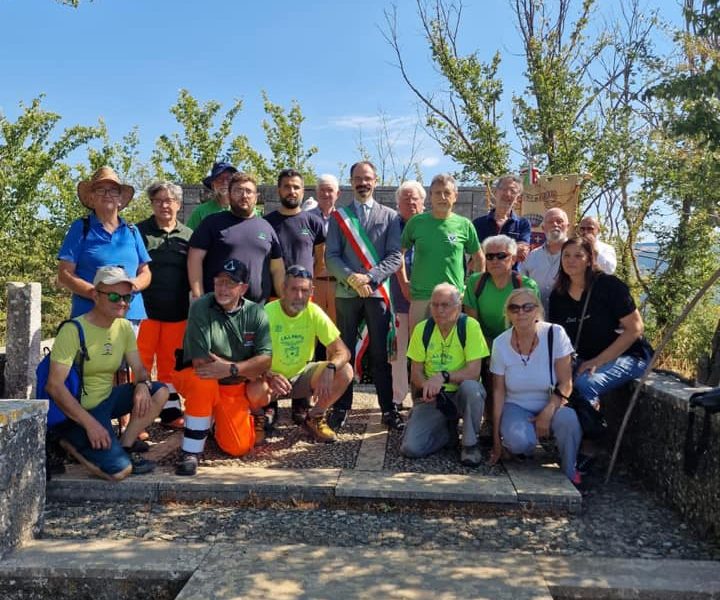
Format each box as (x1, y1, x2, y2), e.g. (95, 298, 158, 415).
(189, 212, 282, 303)
(548, 273, 645, 360)
(264, 210, 325, 274)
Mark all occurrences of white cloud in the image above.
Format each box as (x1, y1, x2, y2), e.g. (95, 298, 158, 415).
(420, 156, 440, 167)
(328, 114, 418, 131)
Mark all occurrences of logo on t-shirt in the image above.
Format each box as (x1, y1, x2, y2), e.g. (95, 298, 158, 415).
(258, 232, 267, 240)
(447, 234, 458, 244)
(242, 332, 256, 347)
(300, 228, 312, 236)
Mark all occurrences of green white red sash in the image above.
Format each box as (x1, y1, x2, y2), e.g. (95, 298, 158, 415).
(333, 206, 398, 375)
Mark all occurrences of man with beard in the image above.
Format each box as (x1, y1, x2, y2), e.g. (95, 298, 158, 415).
(188, 172, 285, 304)
(263, 265, 353, 443)
(265, 169, 326, 290)
(264, 169, 326, 425)
(325, 161, 404, 431)
(186, 162, 238, 230)
(520, 207, 570, 312)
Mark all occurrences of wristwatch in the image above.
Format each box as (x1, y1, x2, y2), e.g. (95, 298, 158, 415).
(326, 363, 337, 372)
(229, 363, 239, 377)
(441, 370, 451, 384)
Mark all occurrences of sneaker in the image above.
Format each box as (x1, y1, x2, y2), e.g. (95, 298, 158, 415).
(382, 408, 405, 431)
(175, 452, 198, 477)
(253, 413, 267, 446)
(460, 444, 482, 467)
(129, 453, 156, 475)
(291, 397, 310, 425)
(326, 408, 349, 432)
(304, 414, 337, 443)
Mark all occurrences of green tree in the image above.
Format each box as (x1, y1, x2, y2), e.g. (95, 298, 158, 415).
(383, 0, 509, 181)
(151, 89, 266, 185)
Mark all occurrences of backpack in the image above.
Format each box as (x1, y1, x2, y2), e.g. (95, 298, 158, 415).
(474, 271, 523, 297)
(422, 313, 468, 350)
(36, 319, 89, 429)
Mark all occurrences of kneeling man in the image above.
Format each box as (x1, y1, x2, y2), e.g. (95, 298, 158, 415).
(263, 265, 353, 443)
(173, 259, 272, 476)
(47, 266, 168, 481)
(401, 283, 489, 466)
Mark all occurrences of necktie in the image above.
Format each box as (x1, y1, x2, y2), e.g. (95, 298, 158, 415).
(360, 204, 370, 228)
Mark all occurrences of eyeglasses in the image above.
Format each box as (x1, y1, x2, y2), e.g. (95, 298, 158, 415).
(486, 252, 511, 261)
(151, 198, 177, 205)
(94, 187, 121, 198)
(286, 265, 312, 279)
(507, 302, 537, 314)
(98, 291, 133, 303)
(230, 187, 256, 197)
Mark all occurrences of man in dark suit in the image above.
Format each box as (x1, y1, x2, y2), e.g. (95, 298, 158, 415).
(325, 161, 404, 431)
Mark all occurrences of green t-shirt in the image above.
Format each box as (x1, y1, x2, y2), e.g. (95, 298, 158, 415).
(50, 316, 136, 410)
(406, 316, 489, 391)
(183, 294, 272, 363)
(265, 300, 340, 378)
(400, 212, 480, 300)
(462, 273, 540, 343)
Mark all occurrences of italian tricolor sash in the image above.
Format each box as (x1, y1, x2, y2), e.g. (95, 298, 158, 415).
(333, 206, 398, 375)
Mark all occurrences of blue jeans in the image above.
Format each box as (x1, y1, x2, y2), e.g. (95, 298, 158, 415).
(62, 382, 166, 475)
(500, 402, 581, 480)
(574, 354, 648, 407)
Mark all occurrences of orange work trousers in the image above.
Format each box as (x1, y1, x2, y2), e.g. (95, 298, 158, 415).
(137, 319, 186, 385)
(172, 368, 255, 457)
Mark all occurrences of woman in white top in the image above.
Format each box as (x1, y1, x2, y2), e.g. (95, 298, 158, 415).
(489, 288, 582, 483)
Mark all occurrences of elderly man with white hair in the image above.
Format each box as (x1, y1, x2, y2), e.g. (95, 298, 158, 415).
(390, 180, 426, 409)
(401, 283, 489, 466)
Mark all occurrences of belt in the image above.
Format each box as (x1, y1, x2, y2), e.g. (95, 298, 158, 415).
(314, 276, 336, 281)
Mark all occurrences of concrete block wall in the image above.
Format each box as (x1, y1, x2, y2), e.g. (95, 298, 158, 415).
(603, 373, 720, 538)
(0, 400, 47, 559)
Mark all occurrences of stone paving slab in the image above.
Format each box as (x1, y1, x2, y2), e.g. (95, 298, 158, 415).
(335, 469, 518, 503)
(353, 411, 387, 471)
(539, 555, 720, 598)
(505, 460, 582, 512)
(176, 543, 553, 600)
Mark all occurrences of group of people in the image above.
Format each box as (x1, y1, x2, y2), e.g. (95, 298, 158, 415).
(45, 162, 650, 486)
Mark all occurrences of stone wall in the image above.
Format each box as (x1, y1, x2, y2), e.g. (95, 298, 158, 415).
(0, 400, 46, 559)
(603, 373, 720, 538)
(179, 184, 491, 223)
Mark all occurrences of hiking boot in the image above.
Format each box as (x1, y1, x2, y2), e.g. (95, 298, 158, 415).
(326, 408, 349, 432)
(291, 397, 310, 425)
(254, 413, 267, 446)
(382, 407, 405, 431)
(304, 414, 337, 443)
(460, 444, 482, 467)
(175, 452, 199, 477)
(129, 453, 156, 475)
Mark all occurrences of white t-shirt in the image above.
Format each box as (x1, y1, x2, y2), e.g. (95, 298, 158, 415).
(490, 321, 574, 413)
(520, 245, 562, 313)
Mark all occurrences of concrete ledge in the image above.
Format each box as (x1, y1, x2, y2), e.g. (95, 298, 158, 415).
(539, 555, 720, 599)
(505, 460, 582, 512)
(336, 469, 518, 503)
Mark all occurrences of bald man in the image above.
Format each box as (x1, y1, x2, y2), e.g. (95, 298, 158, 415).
(578, 216, 616, 274)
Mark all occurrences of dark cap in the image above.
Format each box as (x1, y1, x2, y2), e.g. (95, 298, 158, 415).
(203, 162, 238, 189)
(216, 259, 249, 283)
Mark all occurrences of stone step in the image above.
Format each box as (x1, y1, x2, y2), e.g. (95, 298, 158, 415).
(3, 539, 719, 599)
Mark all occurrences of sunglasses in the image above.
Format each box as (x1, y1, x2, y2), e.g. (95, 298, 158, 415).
(486, 252, 511, 261)
(286, 265, 312, 279)
(508, 302, 537, 314)
(98, 291, 133, 303)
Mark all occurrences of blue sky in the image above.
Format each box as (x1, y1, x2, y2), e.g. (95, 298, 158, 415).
(1, 0, 683, 183)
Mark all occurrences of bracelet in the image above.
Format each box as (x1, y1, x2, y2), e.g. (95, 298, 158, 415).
(135, 380, 152, 392)
(552, 385, 570, 401)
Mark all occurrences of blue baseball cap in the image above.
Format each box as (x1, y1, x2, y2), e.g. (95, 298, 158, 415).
(216, 259, 249, 283)
(203, 162, 238, 190)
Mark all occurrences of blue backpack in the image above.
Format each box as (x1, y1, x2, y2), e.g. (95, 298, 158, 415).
(36, 319, 88, 429)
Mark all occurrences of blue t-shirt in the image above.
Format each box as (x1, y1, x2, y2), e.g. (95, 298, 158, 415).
(57, 213, 151, 320)
(473, 210, 531, 245)
(189, 211, 283, 304)
(264, 210, 325, 275)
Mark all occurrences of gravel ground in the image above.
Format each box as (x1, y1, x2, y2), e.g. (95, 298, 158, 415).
(43, 463, 720, 560)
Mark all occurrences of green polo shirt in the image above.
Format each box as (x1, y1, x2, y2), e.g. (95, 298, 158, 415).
(183, 294, 272, 364)
(186, 199, 264, 230)
(137, 216, 192, 322)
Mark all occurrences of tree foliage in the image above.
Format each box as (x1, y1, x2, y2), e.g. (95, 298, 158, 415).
(383, 0, 509, 181)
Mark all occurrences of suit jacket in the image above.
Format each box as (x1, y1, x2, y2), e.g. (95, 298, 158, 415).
(325, 200, 402, 299)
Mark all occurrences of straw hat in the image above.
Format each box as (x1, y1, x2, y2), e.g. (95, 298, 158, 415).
(77, 166, 135, 210)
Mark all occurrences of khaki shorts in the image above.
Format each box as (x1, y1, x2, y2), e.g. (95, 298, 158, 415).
(280, 362, 327, 399)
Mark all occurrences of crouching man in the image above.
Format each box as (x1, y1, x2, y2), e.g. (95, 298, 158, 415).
(173, 259, 272, 476)
(263, 265, 353, 443)
(47, 266, 168, 481)
(401, 283, 489, 466)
